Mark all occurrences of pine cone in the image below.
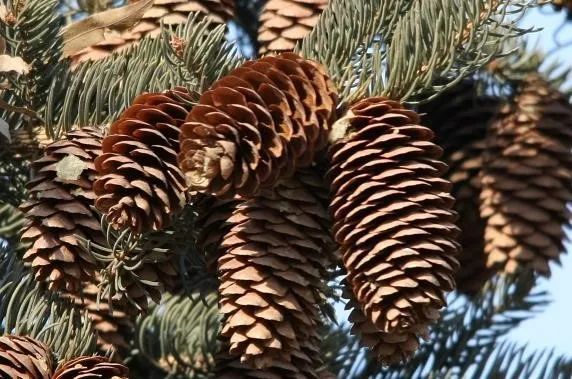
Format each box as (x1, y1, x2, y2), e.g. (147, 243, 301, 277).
(480, 75, 572, 276)
(94, 87, 193, 234)
(328, 97, 459, 364)
(178, 52, 338, 198)
(20, 126, 104, 293)
(71, 0, 236, 66)
(68, 279, 133, 355)
(52, 356, 129, 379)
(215, 172, 333, 373)
(421, 82, 498, 295)
(0, 335, 54, 379)
(258, 0, 328, 54)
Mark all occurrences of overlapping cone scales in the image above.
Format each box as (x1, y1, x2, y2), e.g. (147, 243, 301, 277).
(71, 0, 235, 66)
(258, 0, 329, 54)
(179, 52, 338, 197)
(216, 172, 332, 374)
(20, 127, 104, 293)
(328, 97, 459, 363)
(0, 335, 53, 379)
(480, 75, 572, 276)
(345, 293, 423, 365)
(94, 87, 193, 234)
(52, 356, 129, 379)
(421, 82, 498, 295)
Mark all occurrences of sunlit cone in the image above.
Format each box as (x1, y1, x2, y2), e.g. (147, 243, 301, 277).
(328, 97, 460, 364)
(178, 52, 338, 198)
(0, 335, 54, 379)
(71, 0, 236, 66)
(214, 171, 334, 372)
(480, 74, 572, 276)
(52, 356, 129, 379)
(67, 278, 134, 356)
(421, 82, 499, 295)
(94, 87, 193, 234)
(20, 126, 104, 293)
(258, 0, 329, 54)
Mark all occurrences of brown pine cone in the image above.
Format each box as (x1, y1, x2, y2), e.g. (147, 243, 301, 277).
(258, 0, 328, 54)
(328, 97, 460, 364)
(421, 82, 499, 295)
(214, 172, 333, 372)
(0, 335, 54, 379)
(20, 126, 104, 293)
(178, 52, 338, 198)
(480, 75, 572, 276)
(94, 87, 193, 234)
(71, 0, 236, 66)
(52, 356, 129, 379)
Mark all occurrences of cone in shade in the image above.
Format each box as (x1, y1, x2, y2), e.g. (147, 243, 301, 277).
(52, 356, 129, 379)
(214, 171, 333, 373)
(258, 0, 329, 54)
(328, 97, 460, 363)
(178, 52, 338, 198)
(71, 0, 236, 66)
(20, 126, 105, 293)
(67, 279, 133, 355)
(94, 87, 193, 234)
(480, 74, 572, 276)
(421, 82, 499, 295)
(0, 335, 54, 379)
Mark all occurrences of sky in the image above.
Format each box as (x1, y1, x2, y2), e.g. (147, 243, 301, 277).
(502, 7, 572, 356)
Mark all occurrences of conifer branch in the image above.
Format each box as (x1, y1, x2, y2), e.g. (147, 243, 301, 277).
(0, 247, 97, 362)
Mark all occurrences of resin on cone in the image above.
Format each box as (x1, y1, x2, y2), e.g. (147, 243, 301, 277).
(258, 0, 329, 54)
(421, 82, 498, 295)
(94, 87, 193, 234)
(52, 356, 129, 379)
(0, 335, 54, 379)
(328, 97, 460, 363)
(20, 127, 105, 293)
(71, 0, 235, 66)
(214, 171, 333, 372)
(480, 75, 572, 276)
(178, 52, 338, 198)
